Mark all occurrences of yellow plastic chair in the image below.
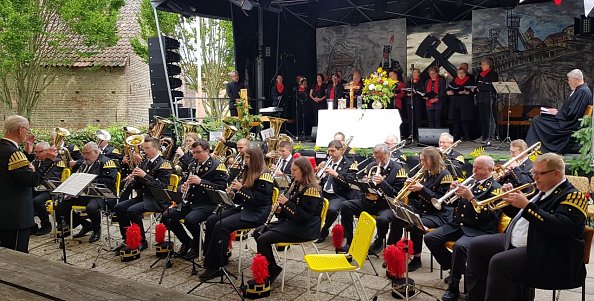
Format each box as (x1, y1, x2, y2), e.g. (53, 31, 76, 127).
(237, 187, 280, 274)
(304, 211, 376, 300)
(146, 174, 180, 245)
(276, 198, 329, 292)
(46, 168, 72, 214)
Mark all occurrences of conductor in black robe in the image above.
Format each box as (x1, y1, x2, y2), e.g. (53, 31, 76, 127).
(526, 69, 592, 154)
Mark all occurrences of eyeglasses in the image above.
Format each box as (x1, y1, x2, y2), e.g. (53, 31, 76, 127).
(192, 149, 207, 154)
(530, 170, 556, 177)
(21, 126, 31, 133)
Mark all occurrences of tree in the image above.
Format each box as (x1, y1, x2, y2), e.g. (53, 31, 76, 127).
(131, 0, 235, 118)
(0, 0, 125, 118)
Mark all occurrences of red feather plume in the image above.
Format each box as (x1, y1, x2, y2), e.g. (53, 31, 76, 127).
(389, 34, 395, 45)
(554, 0, 562, 6)
(229, 231, 236, 249)
(155, 223, 167, 244)
(251, 253, 269, 284)
(331, 224, 345, 249)
(308, 157, 317, 169)
(293, 152, 301, 159)
(384, 244, 406, 278)
(396, 239, 414, 256)
(126, 223, 142, 250)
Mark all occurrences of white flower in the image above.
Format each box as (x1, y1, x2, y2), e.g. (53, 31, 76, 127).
(368, 84, 376, 91)
(383, 81, 389, 85)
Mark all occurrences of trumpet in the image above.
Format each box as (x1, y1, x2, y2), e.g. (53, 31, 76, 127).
(366, 163, 383, 185)
(471, 182, 535, 213)
(395, 168, 425, 203)
(492, 142, 541, 182)
(431, 176, 476, 210)
(260, 179, 296, 234)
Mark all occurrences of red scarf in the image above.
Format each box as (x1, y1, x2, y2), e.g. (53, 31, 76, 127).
(426, 78, 439, 94)
(298, 85, 305, 92)
(479, 68, 491, 78)
(454, 75, 470, 86)
(329, 85, 335, 99)
(276, 83, 284, 94)
(412, 76, 421, 84)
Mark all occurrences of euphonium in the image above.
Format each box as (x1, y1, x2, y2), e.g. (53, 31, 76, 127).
(122, 126, 141, 168)
(180, 120, 201, 137)
(431, 176, 476, 210)
(492, 142, 541, 182)
(51, 127, 73, 168)
(151, 116, 172, 138)
(395, 168, 425, 203)
(125, 134, 145, 170)
(212, 124, 238, 160)
(471, 182, 535, 213)
(265, 117, 292, 166)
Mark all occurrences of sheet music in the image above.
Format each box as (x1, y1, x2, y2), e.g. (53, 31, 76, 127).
(215, 190, 236, 206)
(274, 175, 290, 189)
(52, 173, 97, 197)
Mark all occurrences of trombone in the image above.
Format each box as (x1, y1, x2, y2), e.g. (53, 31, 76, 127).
(471, 182, 535, 213)
(492, 142, 541, 182)
(431, 176, 476, 210)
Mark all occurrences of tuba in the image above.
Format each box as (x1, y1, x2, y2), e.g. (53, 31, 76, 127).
(51, 127, 73, 169)
(180, 120, 202, 138)
(265, 117, 293, 166)
(151, 116, 174, 160)
(212, 124, 238, 160)
(125, 134, 145, 170)
(122, 126, 142, 167)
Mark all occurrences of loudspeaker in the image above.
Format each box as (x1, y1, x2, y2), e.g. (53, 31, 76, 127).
(418, 128, 449, 145)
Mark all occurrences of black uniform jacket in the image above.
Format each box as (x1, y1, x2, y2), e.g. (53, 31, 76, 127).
(502, 180, 587, 290)
(183, 157, 228, 209)
(320, 156, 359, 200)
(177, 151, 194, 173)
(442, 177, 502, 237)
(499, 158, 534, 188)
(233, 172, 274, 223)
(445, 149, 465, 179)
(356, 160, 406, 206)
(271, 185, 324, 241)
(409, 169, 454, 225)
(73, 154, 118, 195)
(0, 139, 55, 229)
(101, 144, 122, 161)
(32, 158, 65, 182)
(129, 156, 172, 205)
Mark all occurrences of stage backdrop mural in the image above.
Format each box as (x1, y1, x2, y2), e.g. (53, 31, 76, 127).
(472, 1, 593, 107)
(406, 21, 473, 79)
(316, 19, 407, 81)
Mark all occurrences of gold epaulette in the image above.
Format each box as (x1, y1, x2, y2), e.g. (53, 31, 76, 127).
(396, 169, 407, 178)
(456, 155, 465, 163)
(303, 187, 321, 198)
(159, 161, 173, 170)
(112, 148, 121, 154)
(440, 174, 453, 185)
(349, 162, 358, 171)
(103, 160, 117, 169)
(8, 151, 30, 171)
(259, 172, 274, 183)
(216, 163, 227, 172)
(491, 188, 502, 196)
(560, 191, 588, 217)
(56, 160, 66, 168)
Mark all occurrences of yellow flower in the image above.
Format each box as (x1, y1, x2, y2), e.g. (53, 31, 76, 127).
(377, 67, 383, 73)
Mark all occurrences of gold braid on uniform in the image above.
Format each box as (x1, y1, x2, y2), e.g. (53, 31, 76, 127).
(560, 191, 588, 217)
(8, 151, 30, 171)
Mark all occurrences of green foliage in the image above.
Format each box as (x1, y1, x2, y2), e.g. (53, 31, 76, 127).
(31, 123, 147, 151)
(0, 0, 125, 118)
(224, 100, 261, 140)
(569, 116, 594, 175)
(130, 0, 180, 63)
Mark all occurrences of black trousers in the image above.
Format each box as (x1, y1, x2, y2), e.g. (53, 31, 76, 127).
(253, 225, 308, 269)
(303, 100, 316, 136)
(229, 107, 238, 117)
(56, 197, 104, 232)
(340, 199, 393, 244)
(389, 217, 442, 254)
(426, 109, 442, 128)
(203, 207, 260, 268)
(477, 102, 494, 140)
(114, 196, 166, 240)
(424, 226, 473, 286)
(408, 97, 425, 139)
(466, 233, 531, 301)
(0, 228, 31, 253)
(161, 205, 216, 249)
(32, 192, 51, 228)
(320, 194, 344, 235)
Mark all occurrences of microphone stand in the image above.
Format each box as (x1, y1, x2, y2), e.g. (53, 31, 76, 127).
(408, 64, 417, 146)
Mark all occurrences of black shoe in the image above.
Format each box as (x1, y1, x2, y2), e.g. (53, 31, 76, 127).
(337, 244, 350, 253)
(88, 231, 101, 243)
(184, 248, 200, 260)
(113, 242, 126, 253)
(199, 268, 223, 281)
(368, 239, 385, 255)
(315, 229, 329, 243)
(407, 257, 422, 272)
(444, 275, 450, 285)
(35, 226, 52, 236)
(30, 225, 39, 235)
(268, 265, 283, 284)
(177, 243, 191, 257)
(442, 287, 460, 301)
(72, 225, 92, 238)
(276, 245, 290, 251)
(139, 240, 149, 252)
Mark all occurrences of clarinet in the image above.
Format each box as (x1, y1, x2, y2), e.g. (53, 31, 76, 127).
(178, 165, 196, 211)
(259, 180, 296, 234)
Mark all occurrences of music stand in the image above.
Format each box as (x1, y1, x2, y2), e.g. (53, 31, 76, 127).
(387, 201, 440, 301)
(493, 82, 522, 144)
(51, 173, 97, 264)
(82, 183, 118, 268)
(274, 174, 290, 189)
(188, 189, 243, 299)
(35, 179, 62, 241)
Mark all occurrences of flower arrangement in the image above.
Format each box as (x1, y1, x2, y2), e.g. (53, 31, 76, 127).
(361, 67, 398, 109)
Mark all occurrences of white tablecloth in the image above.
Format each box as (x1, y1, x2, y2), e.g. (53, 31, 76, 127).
(315, 109, 402, 148)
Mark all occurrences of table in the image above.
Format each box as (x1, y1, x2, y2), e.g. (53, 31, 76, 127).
(315, 109, 402, 148)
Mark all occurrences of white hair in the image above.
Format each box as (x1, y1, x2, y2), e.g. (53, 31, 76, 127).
(474, 155, 495, 168)
(567, 69, 583, 81)
(84, 142, 100, 152)
(3, 115, 28, 135)
(439, 132, 454, 142)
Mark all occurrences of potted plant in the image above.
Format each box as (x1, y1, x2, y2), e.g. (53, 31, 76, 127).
(361, 67, 398, 109)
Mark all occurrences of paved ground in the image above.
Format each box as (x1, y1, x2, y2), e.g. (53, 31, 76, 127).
(28, 217, 593, 301)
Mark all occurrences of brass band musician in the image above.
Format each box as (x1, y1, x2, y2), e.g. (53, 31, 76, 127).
(499, 139, 534, 188)
(389, 146, 454, 271)
(439, 133, 465, 179)
(424, 155, 502, 301)
(96, 129, 122, 161)
(161, 140, 228, 260)
(314, 140, 359, 243)
(31, 141, 65, 236)
(268, 140, 293, 176)
(173, 132, 199, 174)
(227, 138, 249, 184)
